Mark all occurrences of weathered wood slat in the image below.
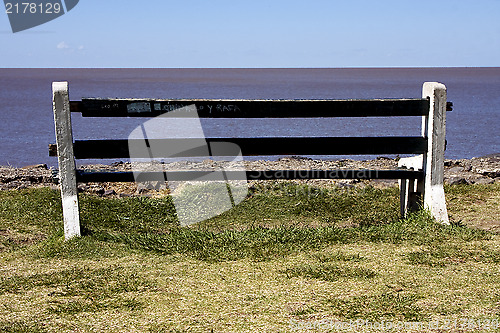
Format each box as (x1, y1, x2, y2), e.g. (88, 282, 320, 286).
(70, 137, 427, 159)
(71, 98, 430, 118)
(75, 169, 423, 183)
(446, 102, 453, 111)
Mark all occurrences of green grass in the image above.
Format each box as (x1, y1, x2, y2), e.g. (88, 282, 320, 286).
(6, 184, 482, 263)
(0, 265, 150, 296)
(283, 263, 377, 281)
(325, 293, 425, 321)
(94, 212, 490, 262)
(0, 265, 150, 317)
(311, 249, 365, 263)
(0, 320, 48, 333)
(446, 183, 500, 231)
(0, 183, 499, 332)
(406, 243, 500, 267)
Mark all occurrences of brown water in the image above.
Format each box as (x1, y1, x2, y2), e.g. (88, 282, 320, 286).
(0, 68, 498, 167)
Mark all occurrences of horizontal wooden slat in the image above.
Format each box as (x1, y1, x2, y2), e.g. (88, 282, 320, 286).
(48, 144, 57, 156)
(71, 98, 430, 118)
(71, 137, 427, 159)
(75, 169, 423, 183)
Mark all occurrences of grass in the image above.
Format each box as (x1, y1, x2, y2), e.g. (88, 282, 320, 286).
(446, 183, 500, 231)
(0, 320, 47, 333)
(406, 243, 500, 267)
(0, 265, 150, 296)
(325, 293, 424, 321)
(282, 263, 377, 281)
(0, 183, 499, 332)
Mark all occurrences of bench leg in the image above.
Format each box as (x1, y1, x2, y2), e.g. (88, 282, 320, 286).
(53, 82, 81, 239)
(399, 155, 423, 218)
(422, 82, 449, 224)
(408, 179, 422, 212)
(399, 178, 408, 217)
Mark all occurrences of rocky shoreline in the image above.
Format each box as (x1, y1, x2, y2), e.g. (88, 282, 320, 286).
(1, 154, 499, 195)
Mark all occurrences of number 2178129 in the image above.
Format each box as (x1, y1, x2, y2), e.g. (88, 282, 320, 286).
(5, 2, 62, 14)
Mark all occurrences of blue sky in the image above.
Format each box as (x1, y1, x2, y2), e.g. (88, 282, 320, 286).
(1, 0, 499, 67)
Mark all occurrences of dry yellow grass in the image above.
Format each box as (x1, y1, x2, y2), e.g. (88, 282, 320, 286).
(0, 184, 499, 332)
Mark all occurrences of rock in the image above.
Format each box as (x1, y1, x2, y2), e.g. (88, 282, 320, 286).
(137, 187, 150, 195)
(2, 155, 499, 195)
(473, 178, 495, 185)
(289, 156, 313, 161)
(477, 170, 500, 178)
(446, 177, 469, 185)
(21, 164, 48, 170)
(87, 185, 105, 195)
(77, 184, 88, 193)
(137, 181, 165, 192)
(370, 179, 398, 187)
(447, 166, 464, 174)
(28, 176, 44, 183)
(3, 181, 24, 189)
(103, 190, 116, 196)
(110, 161, 124, 167)
(336, 181, 354, 188)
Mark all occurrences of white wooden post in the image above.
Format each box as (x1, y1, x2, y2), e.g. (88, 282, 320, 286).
(421, 82, 449, 224)
(53, 82, 81, 239)
(398, 82, 449, 223)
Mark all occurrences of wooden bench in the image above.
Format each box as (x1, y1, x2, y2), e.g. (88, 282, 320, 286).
(50, 81, 451, 239)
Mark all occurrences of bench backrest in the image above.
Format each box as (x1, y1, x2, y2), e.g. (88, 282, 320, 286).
(65, 98, 430, 160)
(51, 81, 450, 239)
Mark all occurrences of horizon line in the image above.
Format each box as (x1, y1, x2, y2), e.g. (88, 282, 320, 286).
(1, 66, 499, 70)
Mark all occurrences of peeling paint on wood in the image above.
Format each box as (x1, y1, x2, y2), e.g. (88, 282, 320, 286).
(53, 82, 80, 239)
